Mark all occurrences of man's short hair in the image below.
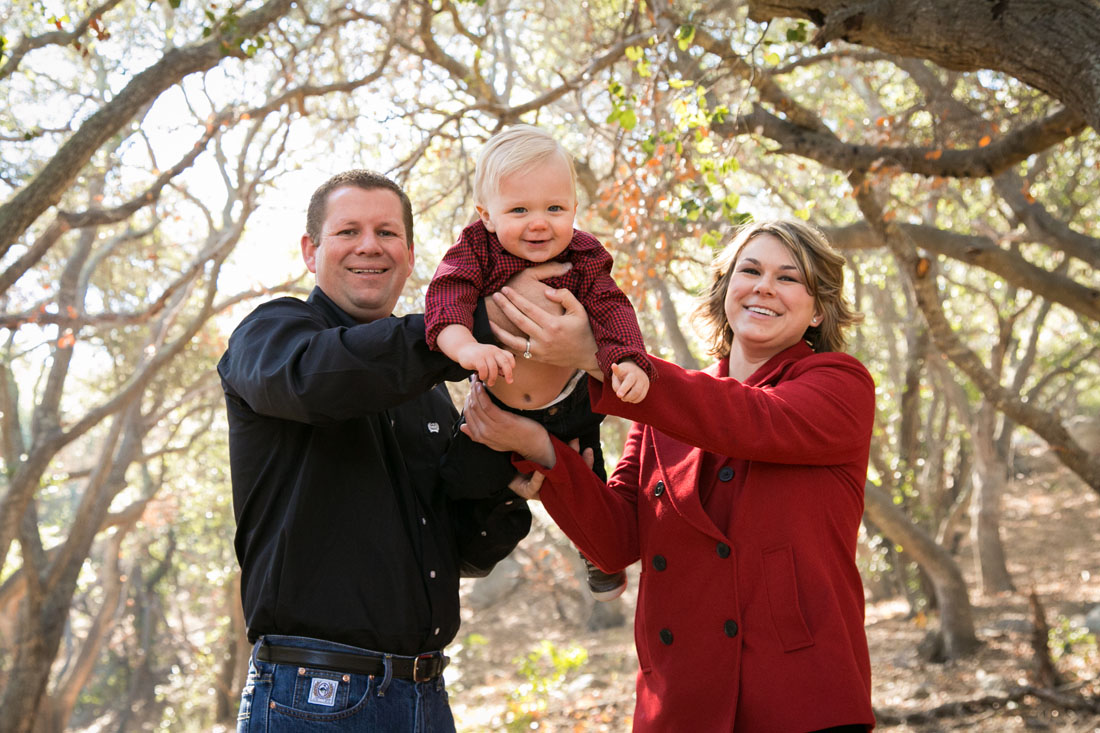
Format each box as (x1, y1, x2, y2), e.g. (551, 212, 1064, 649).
(305, 170, 414, 247)
(474, 124, 578, 205)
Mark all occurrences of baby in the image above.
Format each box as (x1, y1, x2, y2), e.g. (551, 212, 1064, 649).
(426, 124, 654, 600)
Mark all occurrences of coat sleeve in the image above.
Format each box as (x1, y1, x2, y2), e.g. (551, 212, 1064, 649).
(217, 298, 468, 425)
(591, 353, 875, 466)
(514, 422, 646, 574)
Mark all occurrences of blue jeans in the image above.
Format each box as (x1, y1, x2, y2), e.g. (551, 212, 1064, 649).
(237, 635, 456, 732)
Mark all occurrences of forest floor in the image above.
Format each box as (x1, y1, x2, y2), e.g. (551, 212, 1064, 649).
(448, 461, 1100, 732)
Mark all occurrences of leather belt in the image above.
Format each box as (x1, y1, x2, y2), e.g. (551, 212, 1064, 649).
(256, 642, 448, 682)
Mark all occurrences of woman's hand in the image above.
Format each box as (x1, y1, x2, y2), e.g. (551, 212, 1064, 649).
(490, 284, 600, 376)
(460, 378, 556, 466)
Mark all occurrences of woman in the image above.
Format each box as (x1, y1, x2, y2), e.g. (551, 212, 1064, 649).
(463, 219, 876, 732)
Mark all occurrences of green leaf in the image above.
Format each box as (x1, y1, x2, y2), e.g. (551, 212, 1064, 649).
(619, 108, 637, 131)
(676, 24, 695, 51)
(625, 45, 644, 61)
(764, 52, 781, 66)
(786, 23, 808, 43)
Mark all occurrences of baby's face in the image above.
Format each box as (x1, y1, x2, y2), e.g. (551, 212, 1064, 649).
(478, 154, 577, 263)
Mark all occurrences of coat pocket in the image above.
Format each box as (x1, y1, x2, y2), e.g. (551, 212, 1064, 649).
(761, 544, 815, 652)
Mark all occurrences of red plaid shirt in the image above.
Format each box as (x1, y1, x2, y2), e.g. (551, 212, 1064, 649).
(425, 220, 654, 381)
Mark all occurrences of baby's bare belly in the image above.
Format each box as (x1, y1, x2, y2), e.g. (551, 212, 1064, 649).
(488, 359, 577, 410)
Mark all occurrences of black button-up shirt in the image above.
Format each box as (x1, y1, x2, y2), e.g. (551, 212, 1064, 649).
(217, 287, 529, 655)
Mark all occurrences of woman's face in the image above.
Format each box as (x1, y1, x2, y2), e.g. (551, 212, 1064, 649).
(723, 233, 821, 359)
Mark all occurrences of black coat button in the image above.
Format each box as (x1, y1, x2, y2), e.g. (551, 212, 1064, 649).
(654, 480, 665, 497)
(718, 466, 734, 482)
(716, 542, 731, 558)
(724, 620, 739, 637)
(652, 554, 667, 571)
(659, 628, 674, 645)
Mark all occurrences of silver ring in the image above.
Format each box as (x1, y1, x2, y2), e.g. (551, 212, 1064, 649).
(523, 339, 532, 359)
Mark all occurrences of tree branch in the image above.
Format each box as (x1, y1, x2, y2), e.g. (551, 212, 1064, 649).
(746, 0, 1100, 131)
(847, 170, 1100, 494)
(0, 0, 295, 254)
(717, 104, 1084, 179)
(825, 222, 1100, 323)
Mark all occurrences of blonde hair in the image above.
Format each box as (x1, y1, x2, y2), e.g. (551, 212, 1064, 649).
(474, 124, 578, 205)
(694, 219, 862, 356)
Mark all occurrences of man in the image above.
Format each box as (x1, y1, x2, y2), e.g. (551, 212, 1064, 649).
(218, 170, 532, 731)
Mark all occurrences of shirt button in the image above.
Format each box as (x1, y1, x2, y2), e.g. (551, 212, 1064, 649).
(716, 542, 731, 558)
(724, 620, 739, 638)
(654, 480, 665, 497)
(652, 555, 667, 571)
(434, 627, 440, 635)
(659, 628, 674, 645)
(719, 466, 734, 482)
(430, 570, 436, 578)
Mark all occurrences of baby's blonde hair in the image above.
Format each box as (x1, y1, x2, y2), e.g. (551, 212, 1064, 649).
(474, 124, 578, 205)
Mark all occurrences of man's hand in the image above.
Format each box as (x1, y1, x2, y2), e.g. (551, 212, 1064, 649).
(611, 360, 649, 403)
(460, 378, 555, 464)
(506, 438, 594, 501)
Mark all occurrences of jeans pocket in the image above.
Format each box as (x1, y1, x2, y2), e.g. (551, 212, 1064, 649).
(267, 665, 373, 724)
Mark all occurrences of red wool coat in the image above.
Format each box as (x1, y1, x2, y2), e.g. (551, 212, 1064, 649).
(520, 343, 876, 732)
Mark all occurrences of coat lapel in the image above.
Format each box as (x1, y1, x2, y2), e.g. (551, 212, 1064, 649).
(646, 359, 727, 540)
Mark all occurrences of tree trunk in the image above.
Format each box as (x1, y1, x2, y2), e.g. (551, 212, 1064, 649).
(35, 529, 131, 733)
(969, 404, 1016, 594)
(652, 277, 699, 370)
(863, 481, 980, 659)
(216, 574, 251, 724)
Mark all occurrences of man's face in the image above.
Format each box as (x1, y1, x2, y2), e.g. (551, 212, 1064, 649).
(300, 186, 415, 323)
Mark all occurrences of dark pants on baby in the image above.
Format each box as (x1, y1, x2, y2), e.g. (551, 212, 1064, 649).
(441, 373, 606, 500)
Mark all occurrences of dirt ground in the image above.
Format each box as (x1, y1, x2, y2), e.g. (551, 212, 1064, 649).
(447, 465, 1100, 732)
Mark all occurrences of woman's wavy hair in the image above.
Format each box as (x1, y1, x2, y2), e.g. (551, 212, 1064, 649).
(693, 219, 863, 357)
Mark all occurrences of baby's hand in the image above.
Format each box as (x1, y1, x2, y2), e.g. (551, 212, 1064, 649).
(457, 342, 515, 386)
(611, 360, 649, 403)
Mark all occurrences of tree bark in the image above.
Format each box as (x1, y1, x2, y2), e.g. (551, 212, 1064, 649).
(864, 481, 980, 659)
(746, 0, 1100, 131)
(969, 404, 1016, 594)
